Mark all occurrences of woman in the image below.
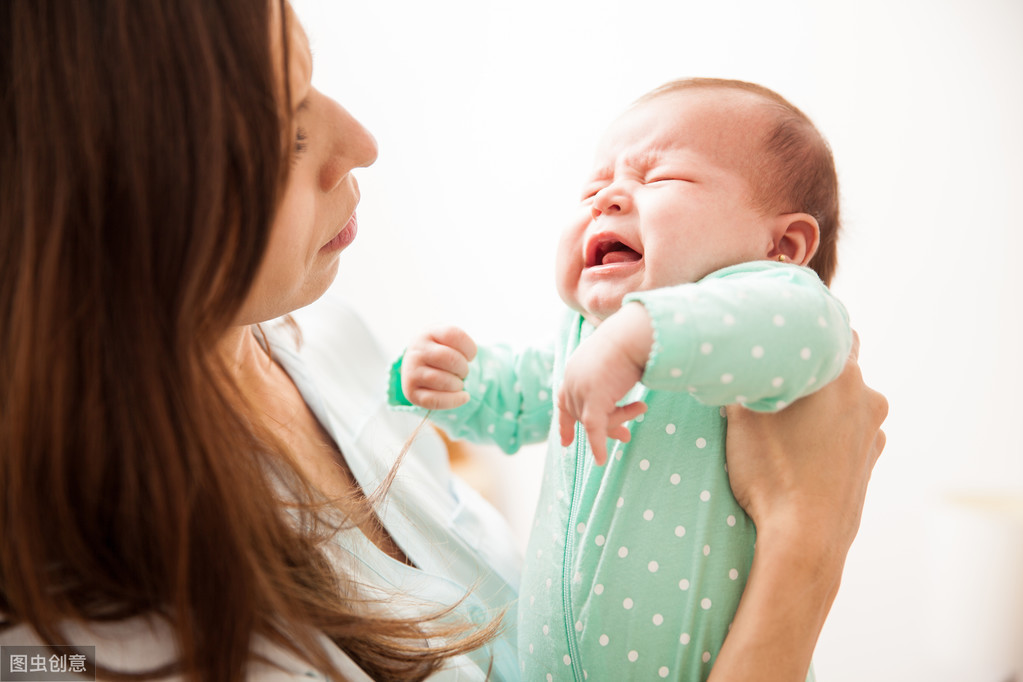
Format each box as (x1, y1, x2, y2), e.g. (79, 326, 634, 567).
(0, 1, 887, 680)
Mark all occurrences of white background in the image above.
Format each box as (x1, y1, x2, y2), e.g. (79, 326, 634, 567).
(293, 1, 1023, 679)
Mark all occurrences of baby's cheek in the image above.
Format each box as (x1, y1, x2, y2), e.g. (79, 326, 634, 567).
(553, 239, 581, 294)
(554, 270, 581, 312)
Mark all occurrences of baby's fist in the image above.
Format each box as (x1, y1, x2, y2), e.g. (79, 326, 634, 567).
(401, 326, 478, 410)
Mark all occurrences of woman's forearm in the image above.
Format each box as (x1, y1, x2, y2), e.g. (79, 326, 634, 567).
(709, 521, 847, 681)
(712, 332, 888, 681)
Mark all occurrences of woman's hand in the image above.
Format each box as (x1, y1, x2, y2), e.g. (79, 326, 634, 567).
(710, 331, 888, 682)
(400, 326, 478, 410)
(724, 331, 887, 553)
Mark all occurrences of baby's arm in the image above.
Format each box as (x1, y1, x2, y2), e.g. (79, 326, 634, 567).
(556, 305, 651, 466)
(631, 263, 851, 410)
(390, 328, 555, 454)
(559, 263, 852, 462)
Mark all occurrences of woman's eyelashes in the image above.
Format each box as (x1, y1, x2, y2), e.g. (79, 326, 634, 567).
(293, 127, 309, 162)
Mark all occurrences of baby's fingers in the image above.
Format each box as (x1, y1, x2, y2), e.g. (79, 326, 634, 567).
(429, 327, 478, 363)
(407, 387, 471, 411)
(562, 425, 612, 465)
(589, 433, 609, 467)
(414, 366, 466, 394)
(404, 327, 477, 379)
(612, 401, 648, 425)
(605, 403, 648, 445)
(580, 413, 610, 466)
(406, 344, 469, 381)
(558, 388, 580, 447)
(559, 409, 576, 448)
(606, 424, 631, 443)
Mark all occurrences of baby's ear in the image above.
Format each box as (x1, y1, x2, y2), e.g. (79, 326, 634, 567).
(768, 213, 820, 266)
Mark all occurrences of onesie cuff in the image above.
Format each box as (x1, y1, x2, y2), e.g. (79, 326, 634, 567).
(623, 290, 699, 389)
(387, 353, 414, 407)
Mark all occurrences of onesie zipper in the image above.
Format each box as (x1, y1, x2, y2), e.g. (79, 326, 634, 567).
(561, 421, 586, 682)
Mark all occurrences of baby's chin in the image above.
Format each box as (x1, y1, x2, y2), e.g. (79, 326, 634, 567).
(560, 291, 628, 326)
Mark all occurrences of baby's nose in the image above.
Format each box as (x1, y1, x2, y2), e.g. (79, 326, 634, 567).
(592, 186, 628, 218)
(591, 203, 621, 220)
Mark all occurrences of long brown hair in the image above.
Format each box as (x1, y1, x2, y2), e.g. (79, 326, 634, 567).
(1, 1, 495, 679)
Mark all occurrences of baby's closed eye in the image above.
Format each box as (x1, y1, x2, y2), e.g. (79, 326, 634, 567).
(645, 173, 695, 185)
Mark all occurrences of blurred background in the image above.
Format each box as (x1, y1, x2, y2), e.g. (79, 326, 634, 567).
(293, 1, 1023, 679)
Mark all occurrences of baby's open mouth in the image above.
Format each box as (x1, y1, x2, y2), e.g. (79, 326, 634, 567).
(588, 240, 642, 267)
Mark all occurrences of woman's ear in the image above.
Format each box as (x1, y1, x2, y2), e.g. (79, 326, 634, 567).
(768, 213, 820, 266)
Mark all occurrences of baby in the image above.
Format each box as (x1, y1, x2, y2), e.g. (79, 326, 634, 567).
(390, 78, 851, 681)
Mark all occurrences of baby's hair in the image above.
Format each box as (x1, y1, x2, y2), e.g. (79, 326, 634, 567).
(637, 78, 841, 285)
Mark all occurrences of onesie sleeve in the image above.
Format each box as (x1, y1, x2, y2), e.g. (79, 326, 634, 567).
(623, 262, 852, 412)
(388, 344, 555, 454)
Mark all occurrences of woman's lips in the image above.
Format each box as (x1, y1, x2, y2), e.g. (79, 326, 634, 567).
(322, 213, 358, 253)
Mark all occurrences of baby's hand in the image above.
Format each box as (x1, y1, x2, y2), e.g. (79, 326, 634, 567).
(401, 326, 478, 410)
(558, 303, 653, 466)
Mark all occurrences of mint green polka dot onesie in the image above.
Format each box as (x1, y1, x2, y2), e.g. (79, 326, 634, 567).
(389, 262, 852, 681)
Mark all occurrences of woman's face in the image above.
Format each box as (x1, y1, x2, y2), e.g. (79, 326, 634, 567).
(234, 3, 377, 326)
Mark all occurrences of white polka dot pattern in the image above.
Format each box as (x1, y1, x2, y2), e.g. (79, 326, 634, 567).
(406, 263, 851, 682)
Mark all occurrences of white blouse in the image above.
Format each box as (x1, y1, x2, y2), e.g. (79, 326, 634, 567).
(0, 294, 522, 680)
(267, 294, 522, 680)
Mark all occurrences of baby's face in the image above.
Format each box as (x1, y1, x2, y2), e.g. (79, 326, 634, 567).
(556, 88, 778, 322)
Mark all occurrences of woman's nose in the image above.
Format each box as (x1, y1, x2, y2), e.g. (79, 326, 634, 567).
(319, 103, 378, 193)
(591, 183, 631, 219)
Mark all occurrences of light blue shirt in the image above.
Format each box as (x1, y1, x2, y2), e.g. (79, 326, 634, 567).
(0, 295, 522, 681)
(266, 294, 522, 680)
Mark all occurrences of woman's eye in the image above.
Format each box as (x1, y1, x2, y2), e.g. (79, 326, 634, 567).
(294, 127, 309, 157)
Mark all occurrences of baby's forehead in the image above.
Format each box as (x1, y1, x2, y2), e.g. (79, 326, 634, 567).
(593, 89, 770, 169)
